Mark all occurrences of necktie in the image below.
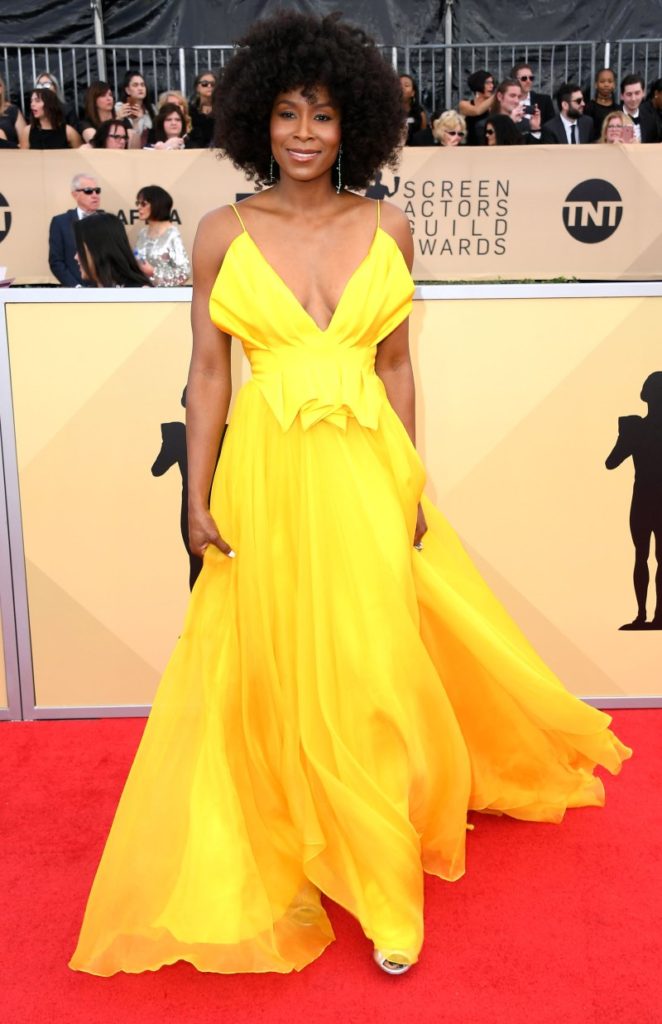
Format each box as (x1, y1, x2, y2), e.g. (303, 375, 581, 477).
(630, 115, 640, 124)
(570, 123, 577, 144)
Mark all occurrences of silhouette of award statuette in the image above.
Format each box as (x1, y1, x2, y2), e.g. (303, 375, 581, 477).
(606, 371, 662, 630)
(365, 172, 400, 200)
(151, 388, 225, 591)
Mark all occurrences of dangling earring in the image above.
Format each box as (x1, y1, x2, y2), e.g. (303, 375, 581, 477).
(336, 144, 343, 194)
(268, 154, 276, 184)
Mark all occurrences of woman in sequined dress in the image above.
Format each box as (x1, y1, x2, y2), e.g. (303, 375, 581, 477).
(134, 185, 191, 286)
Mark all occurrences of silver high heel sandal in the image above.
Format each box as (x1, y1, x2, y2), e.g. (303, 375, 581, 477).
(373, 950, 412, 975)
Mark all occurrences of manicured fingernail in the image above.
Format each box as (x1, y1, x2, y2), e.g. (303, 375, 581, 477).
(227, 549, 236, 558)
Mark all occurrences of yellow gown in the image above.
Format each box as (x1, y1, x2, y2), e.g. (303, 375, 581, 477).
(70, 201, 631, 976)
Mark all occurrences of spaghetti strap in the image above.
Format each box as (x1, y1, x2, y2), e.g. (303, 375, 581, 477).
(230, 204, 246, 231)
(376, 200, 381, 227)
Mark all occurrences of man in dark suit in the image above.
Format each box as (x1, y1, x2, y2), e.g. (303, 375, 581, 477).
(541, 83, 593, 144)
(510, 63, 555, 127)
(48, 173, 102, 286)
(621, 73, 660, 143)
(642, 77, 662, 139)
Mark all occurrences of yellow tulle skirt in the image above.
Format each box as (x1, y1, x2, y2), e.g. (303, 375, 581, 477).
(69, 381, 631, 976)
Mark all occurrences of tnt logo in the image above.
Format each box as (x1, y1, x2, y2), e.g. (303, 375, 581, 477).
(562, 179, 623, 243)
(0, 192, 11, 243)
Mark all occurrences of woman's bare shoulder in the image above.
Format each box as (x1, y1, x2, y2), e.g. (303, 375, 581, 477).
(377, 199, 413, 269)
(196, 192, 278, 240)
(378, 198, 409, 232)
(341, 193, 406, 228)
(196, 203, 243, 239)
(193, 204, 245, 269)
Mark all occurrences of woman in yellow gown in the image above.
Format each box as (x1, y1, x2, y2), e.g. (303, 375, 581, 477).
(70, 13, 631, 978)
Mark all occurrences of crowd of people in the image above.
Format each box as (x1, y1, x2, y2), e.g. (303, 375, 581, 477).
(2, 62, 660, 151)
(403, 65, 662, 145)
(49, 173, 191, 288)
(0, 68, 217, 149)
(0, 69, 210, 284)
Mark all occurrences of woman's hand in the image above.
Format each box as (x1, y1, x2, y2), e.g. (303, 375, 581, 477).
(189, 505, 235, 558)
(414, 502, 427, 549)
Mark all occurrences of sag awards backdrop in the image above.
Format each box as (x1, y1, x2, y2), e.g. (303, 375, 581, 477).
(1, 146, 662, 281)
(0, 287, 660, 719)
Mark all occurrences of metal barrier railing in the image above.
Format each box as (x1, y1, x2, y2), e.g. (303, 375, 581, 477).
(0, 43, 235, 113)
(399, 41, 605, 115)
(1, 38, 658, 118)
(613, 39, 662, 89)
(451, 40, 603, 111)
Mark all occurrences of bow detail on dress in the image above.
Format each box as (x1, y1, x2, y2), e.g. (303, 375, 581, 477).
(249, 345, 383, 431)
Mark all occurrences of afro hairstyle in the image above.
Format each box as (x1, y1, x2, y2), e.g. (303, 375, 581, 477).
(214, 11, 405, 190)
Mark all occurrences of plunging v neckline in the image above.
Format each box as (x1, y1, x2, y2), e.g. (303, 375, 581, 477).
(231, 224, 385, 334)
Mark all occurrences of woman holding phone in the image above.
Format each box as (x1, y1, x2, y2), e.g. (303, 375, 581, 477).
(599, 109, 638, 143)
(115, 70, 154, 143)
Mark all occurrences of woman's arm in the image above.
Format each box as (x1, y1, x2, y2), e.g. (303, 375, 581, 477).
(169, 229, 191, 283)
(375, 202, 415, 440)
(375, 204, 427, 545)
(18, 124, 30, 149)
(66, 125, 82, 148)
(375, 318, 416, 444)
(186, 210, 235, 556)
(133, 229, 155, 279)
(14, 108, 27, 135)
(458, 93, 492, 117)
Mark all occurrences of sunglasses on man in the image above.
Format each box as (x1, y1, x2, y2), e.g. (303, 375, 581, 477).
(75, 187, 102, 195)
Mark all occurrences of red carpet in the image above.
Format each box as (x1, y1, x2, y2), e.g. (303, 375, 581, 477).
(0, 710, 658, 1024)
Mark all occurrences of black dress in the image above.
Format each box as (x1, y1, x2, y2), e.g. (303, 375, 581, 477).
(404, 102, 425, 146)
(0, 103, 20, 147)
(411, 127, 439, 146)
(584, 100, 619, 141)
(29, 122, 69, 149)
(80, 116, 132, 141)
(143, 127, 191, 149)
(189, 106, 215, 148)
(465, 110, 490, 146)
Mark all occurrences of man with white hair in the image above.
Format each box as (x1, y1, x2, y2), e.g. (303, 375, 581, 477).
(48, 172, 102, 286)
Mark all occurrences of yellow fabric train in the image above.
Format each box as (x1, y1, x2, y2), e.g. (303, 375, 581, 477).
(70, 201, 631, 977)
